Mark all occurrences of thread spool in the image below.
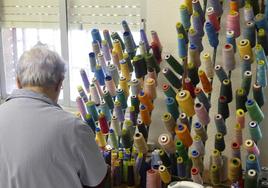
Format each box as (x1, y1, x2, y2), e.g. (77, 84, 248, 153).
(220, 79, 233, 103)
(198, 70, 212, 93)
(249, 121, 263, 142)
(120, 60, 131, 81)
(116, 88, 127, 110)
(243, 21, 256, 48)
(176, 90, 195, 117)
(257, 60, 267, 87)
(184, 77, 195, 98)
(207, 7, 220, 32)
(241, 55, 252, 79)
(138, 91, 154, 112)
(226, 30, 236, 53)
(236, 109, 245, 129)
(188, 28, 203, 52)
(162, 83, 177, 99)
(205, 21, 219, 48)
(92, 77, 104, 98)
(176, 22, 189, 44)
(137, 119, 148, 141)
(228, 158, 242, 182)
(106, 64, 119, 86)
(190, 149, 204, 172)
(158, 133, 176, 154)
(214, 114, 227, 135)
(211, 149, 222, 167)
(159, 165, 171, 184)
(121, 128, 132, 149)
(94, 64, 105, 86)
(242, 71, 252, 96)
(99, 100, 111, 121)
(231, 142, 241, 159)
(111, 51, 120, 70)
(151, 30, 162, 51)
(113, 39, 124, 61)
(103, 30, 113, 50)
(202, 53, 214, 79)
(85, 114, 96, 133)
(188, 44, 201, 67)
(177, 156, 187, 179)
(139, 41, 147, 55)
(226, 11, 240, 38)
(95, 127, 107, 148)
(127, 160, 135, 187)
(132, 55, 147, 79)
(140, 104, 151, 126)
(76, 97, 87, 119)
(89, 84, 100, 105)
(194, 102, 210, 125)
(129, 106, 137, 125)
(244, 3, 254, 22)
(165, 54, 184, 75)
(123, 31, 136, 59)
(98, 112, 109, 134)
(145, 53, 160, 74)
(255, 44, 268, 67)
(97, 53, 107, 74)
(133, 132, 148, 154)
(104, 76, 116, 97)
(114, 100, 125, 123)
(245, 169, 258, 188)
(230, 0, 239, 11)
(215, 132, 225, 152)
(111, 32, 125, 51)
(179, 4, 191, 30)
(246, 154, 260, 172)
(109, 129, 118, 149)
(111, 116, 121, 136)
(102, 90, 114, 110)
(210, 164, 220, 186)
(175, 140, 189, 162)
(85, 101, 98, 121)
(253, 83, 265, 108)
(238, 39, 253, 61)
(77, 85, 88, 103)
(214, 65, 228, 82)
(162, 113, 176, 134)
(192, 134, 205, 156)
(191, 167, 203, 185)
(177, 33, 187, 59)
(255, 13, 267, 30)
(257, 29, 268, 55)
(218, 96, 229, 120)
(193, 122, 208, 142)
(144, 78, 157, 100)
(92, 40, 101, 57)
(235, 88, 247, 112)
(162, 67, 182, 89)
(151, 42, 162, 64)
(129, 79, 141, 96)
(192, 0, 205, 23)
(166, 97, 180, 121)
(140, 29, 150, 52)
(235, 123, 243, 146)
(246, 99, 264, 123)
(146, 169, 160, 188)
(194, 87, 210, 111)
(79, 69, 90, 92)
(244, 139, 260, 156)
(192, 11, 204, 37)
(159, 149, 171, 167)
(88, 52, 97, 73)
(222, 43, 236, 72)
(187, 62, 200, 86)
(208, 0, 223, 17)
(119, 76, 129, 98)
(178, 113, 190, 130)
(175, 124, 193, 148)
(131, 95, 140, 114)
(91, 29, 102, 45)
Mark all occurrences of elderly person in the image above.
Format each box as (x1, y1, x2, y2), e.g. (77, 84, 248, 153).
(0, 45, 108, 188)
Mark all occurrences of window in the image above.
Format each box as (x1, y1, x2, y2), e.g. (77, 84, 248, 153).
(0, 0, 145, 106)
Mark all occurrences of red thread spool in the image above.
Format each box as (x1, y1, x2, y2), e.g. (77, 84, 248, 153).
(151, 41, 162, 63)
(98, 113, 109, 134)
(184, 77, 196, 98)
(207, 7, 220, 32)
(226, 11, 240, 38)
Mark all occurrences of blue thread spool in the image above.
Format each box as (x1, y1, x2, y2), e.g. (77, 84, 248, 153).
(249, 121, 262, 143)
(123, 31, 136, 58)
(257, 60, 267, 87)
(265, 0, 268, 21)
(178, 34, 187, 58)
(99, 101, 111, 121)
(122, 20, 136, 49)
(140, 29, 150, 52)
(91, 29, 102, 46)
(177, 156, 187, 178)
(179, 4, 191, 30)
(86, 101, 99, 122)
(116, 88, 127, 110)
(106, 64, 119, 86)
(246, 154, 261, 172)
(241, 55, 252, 77)
(94, 65, 105, 86)
(101, 40, 111, 61)
(151, 150, 161, 169)
(85, 114, 96, 133)
(192, 0, 205, 23)
(189, 28, 203, 52)
(254, 13, 267, 31)
(205, 21, 219, 48)
(243, 21, 256, 48)
(226, 30, 236, 53)
(80, 69, 90, 92)
(255, 44, 268, 68)
(165, 97, 180, 121)
(89, 52, 97, 72)
(192, 11, 204, 37)
(103, 30, 113, 50)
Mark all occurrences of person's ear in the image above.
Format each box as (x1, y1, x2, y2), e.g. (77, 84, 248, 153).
(16, 77, 22, 89)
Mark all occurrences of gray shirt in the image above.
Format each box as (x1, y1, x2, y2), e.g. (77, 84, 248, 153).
(0, 89, 107, 188)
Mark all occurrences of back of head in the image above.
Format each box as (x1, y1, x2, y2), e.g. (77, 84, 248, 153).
(16, 43, 66, 88)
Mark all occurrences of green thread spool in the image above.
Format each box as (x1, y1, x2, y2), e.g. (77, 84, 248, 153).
(159, 149, 172, 167)
(165, 97, 180, 120)
(124, 119, 135, 138)
(175, 140, 188, 162)
(176, 22, 189, 43)
(246, 0, 259, 15)
(245, 169, 258, 188)
(235, 88, 248, 112)
(246, 99, 264, 123)
(130, 95, 140, 114)
(109, 129, 118, 149)
(162, 83, 177, 99)
(187, 62, 200, 86)
(220, 79, 233, 103)
(214, 132, 225, 152)
(132, 55, 147, 79)
(144, 53, 160, 73)
(242, 71, 252, 96)
(253, 83, 265, 108)
(218, 96, 229, 120)
(257, 29, 268, 55)
(123, 53, 134, 73)
(249, 121, 263, 142)
(121, 128, 133, 149)
(123, 159, 128, 183)
(111, 32, 125, 50)
(162, 67, 182, 89)
(116, 88, 127, 109)
(165, 54, 184, 75)
(210, 164, 220, 186)
(103, 90, 114, 110)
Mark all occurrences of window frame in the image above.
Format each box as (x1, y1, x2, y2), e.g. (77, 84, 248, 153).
(0, 0, 146, 107)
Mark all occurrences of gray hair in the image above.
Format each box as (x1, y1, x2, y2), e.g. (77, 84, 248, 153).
(16, 44, 66, 87)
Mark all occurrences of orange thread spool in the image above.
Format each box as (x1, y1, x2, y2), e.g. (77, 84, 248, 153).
(230, 0, 238, 12)
(175, 123, 193, 147)
(138, 91, 154, 112)
(140, 104, 151, 126)
(198, 70, 212, 93)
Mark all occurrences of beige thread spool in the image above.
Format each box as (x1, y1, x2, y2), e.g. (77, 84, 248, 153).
(162, 112, 176, 134)
(158, 133, 176, 154)
(144, 77, 157, 100)
(202, 52, 214, 79)
(133, 132, 148, 154)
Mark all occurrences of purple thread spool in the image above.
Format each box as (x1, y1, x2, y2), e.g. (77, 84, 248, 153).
(192, 11, 204, 37)
(97, 53, 107, 73)
(92, 40, 101, 55)
(114, 101, 125, 123)
(80, 69, 90, 92)
(140, 29, 150, 52)
(194, 102, 210, 125)
(208, 0, 223, 17)
(76, 96, 87, 119)
(102, 40, 111, 61)
(189, 28, 203, 52)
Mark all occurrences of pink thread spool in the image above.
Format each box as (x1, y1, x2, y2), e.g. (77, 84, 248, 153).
(158, 133, 176, 154)
(90, 83, 101, 105)
(191, 167, 203, 185)
(92, 77, 104, 97)
(222, 43, 236, 72)
(76, 96, 87, 119)
(244, 139, 260, 156)
(236, 109, 245, 129)
(194, 102, 210, 125)
(207, 7, 220, 32)
(146, 169, 161, 188)
(226, 11, 240, 38)
(185, 77, 196, 98)
(105, 76, 116, 97)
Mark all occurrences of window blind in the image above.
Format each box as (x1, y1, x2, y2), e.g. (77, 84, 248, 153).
(0, 0, 59, 28)
(68, 0, 142, 30)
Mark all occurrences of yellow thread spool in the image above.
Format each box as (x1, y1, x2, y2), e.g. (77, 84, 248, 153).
(144, 78, 157, 100)
(238, 39, 253, 60)
(119, 76, 129, 98)
(176, 90, 195, 117)
(113, 39, 123, 60)
(228, 157, 242, 182)
(120, 60, 131, 81)
(158, 165, 171, 184)
(184, 0, 193, 14)
(210, 164, 220, 185)
(96, 129, 107, 148)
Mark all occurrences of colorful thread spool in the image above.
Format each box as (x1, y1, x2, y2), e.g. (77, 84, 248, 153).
(98, 112, 109, 135)
(244, 139, 260, 156)
(210, 164, 220, 186)
(103, 90, 114, 110)
(175, 124, 193, 148)
(111, 32, 125, 51)
(254, 13, 267, 30)
(257, 29, 268, 55)
(80, 69, 90, 92)
(190, 149, 204, 172)
(176, 22, 188, 44)
(103, 30, 113, 50)
(192, 134, 205, 156)
(119, 76, 129, 98)
(191, 167, 203, 185)
(138, 91, 154, 112)
(92, 40, 101, 56)
(120, 60, 131, 81)
(198, 70, 212, 94)
(208, 0, 223, 17)
(151, 30, 162, 51)
(226, 11, 240, 38)
(91, 29, 102, 45)
(134, 132, 148, 154)
(131, 95, 140, 114)
(214, 114, 227, 135)
(158, 133, 176, 154)
(177, 156, 187, 179)
(248, 121, 263, 142)
(178, 113, 190, 130)
(166, 97, 179, 121)
(231, 142, 241, 159)
(179, 4, 191, 30)
(203, 53, 214, 79)
(194, 102, 210, 125)
(241, 55, 252, 78)
(121, 128, 132, 149)
(205, 21, 219, 48)
(162, 83, 177, 99)
(220, 79, 233, 103)
(175, 140, 188, 162)
(236, 109, 245, 129)
(255, 44, 268, 67)
(145, 53, 160, 73)
(235, 123, 243, 146)
(140, 104, 151, 126)
(146, 169, 161, 188)
(177, 33, 187, 59)
(99, 100, 111, 121)
(162, 67, 182, 89)
(218, 96, 229, 120)
(226, 30, 236, 53)
(116, 88, 127, 110)
(194, 122, 208, 142)
(123, 31, 136, 59)
(207, 7, 220, 32)
(132, 55, 147, 79)
(111, 116, 121, 136)
(158, 165, 171, 184)
(113, 39, 124, 60)
(109, 129, 118, 149)
(192, 11, 204, 37)
(222, 43, 236, 72)
(165, 54, 184, 75)
(92, 77, 104, 98)
(228, 158, 242, 183)
(162, 112, 176, 134)
(85, 101, 99, 121)
(114, 100, 125, 123)
(192, 0, 205, 23)
(151, 42, 162, 63)
(147, 68, 158, 86)
(235, 88, 247, 112)
(245, 169, 258, 188)
(187, 62, 200, 86)
(76, 96, 87, 119)
(77, 85, 88, 103)
(253, 83, 265, 108)
(246, 154, 260, 172)
(176, 90, 195, 117)
(238, 39, 253, 61)
(89, 83, 101, 105)
(230, 0, 239, 11)
(215, 132, 225, 152)
(159, 149, 171, 167)
(111, 51, 120, 70)
(97, 53, 107, 74)
(137, 119, 148, 141)
(194, 87, 210, 111)
(95, 127, 107, 148)
(88, 52, 97, 72)
(105, 76, 116, 97)
(246, 99, 264, 123)
(242, 71, 252, 96)
(244, 3, 254, 22)
(257, 60, 267, 87)
(211, 149, 222, 167)
(188, 44, 201, 67)
(214, 65, 228, 82)
(129, 79, 141, 96)
(184, 77, 195, 98)
(140, 29, 150, 52)
(144, 78, 157, 100)
(243, 21, 256, 48)
(188, 28, 203, 52)
(106, 64, 119, 86)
